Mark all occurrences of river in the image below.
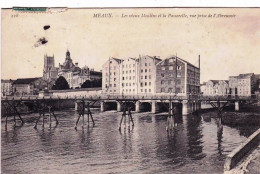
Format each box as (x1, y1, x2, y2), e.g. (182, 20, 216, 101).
(1, 109, 259, 173)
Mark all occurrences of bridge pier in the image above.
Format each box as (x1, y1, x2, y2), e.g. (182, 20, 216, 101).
(136, 101, 140, 112)
(117, 101, 122, 112)
(151, 101, 159, 114)
(235, 101, 240, 111)
(101, 101, 105, 112)
(75, 102, 78, 111)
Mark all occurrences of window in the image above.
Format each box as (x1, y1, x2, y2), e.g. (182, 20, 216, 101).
(122, 83, 124, 87)
(130, 70, 131, 73)
(122, 65, 124, 68)
(145, 76, 147, 79)
(145, 69, 147, 72)
(145, 63, 147, 66)
(123, 71, 124, 74)
(149, 89, 151, 92)
(145, 82, 147, 86)
(114, 78, 116, 81)
(149, 75, 151, 79)
(161, 74, 165, 77)
(161, 80, 164, 85)
(141, 89, 143, 92)
(162, 67, 165, 70)
(133, 64, 135, 67)
(141, 82, 143, 87)
(129, 89, 131, 92)
(141, 69, 143, 73)
(145, 89, 147, 92)
(122, 77, 124, 80)
(114, 84, 116, 87)
(169, 66, 173, 70)
(141, 76, 143, 79)
(177, 66, 182, 70)
(110, 84, 112, 87)
(126, 65, 128, 68)
(126, 71, 128, 74)
(129, 65, 131, 68)
(161, 88, 165, 92)
(149, 82, 151, 86)
(129, 76, 131, 80)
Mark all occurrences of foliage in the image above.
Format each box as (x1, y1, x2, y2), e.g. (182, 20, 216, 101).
(52, 76, 70, 90)
(81, 79, 102, 88)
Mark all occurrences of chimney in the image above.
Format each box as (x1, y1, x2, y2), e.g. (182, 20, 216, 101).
(199, 55, 200, 69)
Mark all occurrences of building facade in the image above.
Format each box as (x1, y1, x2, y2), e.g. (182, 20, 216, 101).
(156, 56, 200, 94)
(1, 79, 14, 96)
(138, 55, 161, 94)
(203, 80, 229, 95)
(102, 57, 122, 94)
(120, 57, 139, 94)
(229, 73, 257, 96)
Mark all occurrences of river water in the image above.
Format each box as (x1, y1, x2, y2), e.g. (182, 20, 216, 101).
(1, 109, 259, 174)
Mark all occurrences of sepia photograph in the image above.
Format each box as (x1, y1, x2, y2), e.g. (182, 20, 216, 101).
(1, 7, 260, 173)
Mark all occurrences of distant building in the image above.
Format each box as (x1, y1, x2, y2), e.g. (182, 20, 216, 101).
(203, 80, 229, 95)
(12, 77, 46, 96)
(200, 82, 206, 94)
(156, 56, 200, 94)
(102, 57, 122, 94)
(1, 79, 14, 96)
(229, 73, 258, 96)
(43, 54, 58, 89)
(58, 50, 102, 89)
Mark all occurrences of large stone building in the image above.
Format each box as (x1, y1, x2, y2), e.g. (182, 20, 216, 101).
(229, 73, 258, 96)
(102, 54, 200, 95)
(156, 56, 200, 94)
(1, 79, 14, 96)
(102, 57, 122, 94)
(57, 50, 102, 89)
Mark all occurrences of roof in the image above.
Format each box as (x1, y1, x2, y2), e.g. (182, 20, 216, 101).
(160, 55, 199, 69)
(90, 71, 102, 75)
(209, 80, 220, 85)
(110, 57, 122, 63)
(1, 79, 14, 83)
(237, 73, 254, 79)
(13, 78, 41, 85)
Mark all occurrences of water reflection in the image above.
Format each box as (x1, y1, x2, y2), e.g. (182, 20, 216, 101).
(186, 114, 206, 160)
(1, 110, 256, 174)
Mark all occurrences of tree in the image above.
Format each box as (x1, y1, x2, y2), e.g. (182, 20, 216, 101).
(52, 76, 70, 90)
(81, 79, 102, 88)
(81, 80, 92, 88)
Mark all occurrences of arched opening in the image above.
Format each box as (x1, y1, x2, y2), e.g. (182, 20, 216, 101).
(140, 102, 151, 112)
(105, 102, 117, 111)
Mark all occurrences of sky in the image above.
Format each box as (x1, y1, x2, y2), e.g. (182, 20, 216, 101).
(1, 8, 260, 82)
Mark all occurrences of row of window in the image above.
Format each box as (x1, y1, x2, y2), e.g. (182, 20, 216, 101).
(161, 80, 181, 85)
(122, 88, 152, 93)
(141, 69, 152, 73)
(122, 64, 135, 68)
(161, 65, 181, 71)
(123, 70, 135, 74)
(161, 73, 181, 78)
